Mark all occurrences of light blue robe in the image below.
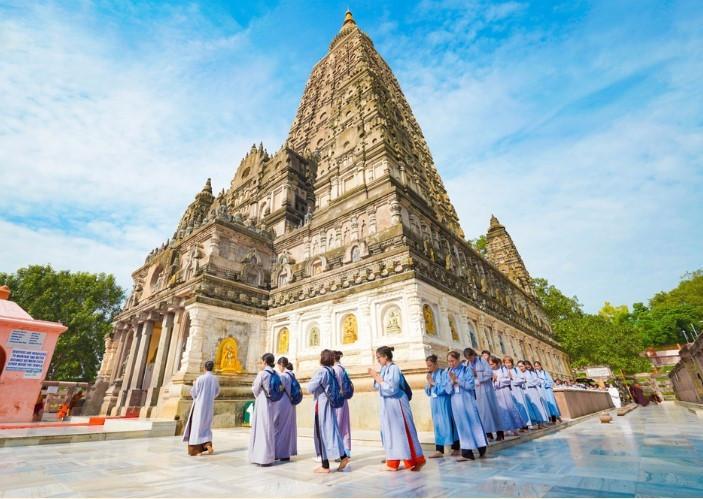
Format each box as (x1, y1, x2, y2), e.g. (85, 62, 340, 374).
(446, 365, 487, 450)
(183, 371, 219, 445)
(373, 363, 424, 460)
(536, 369, 561, 418)
(249, 367, 277, 464)
(524, 369, 549, 424)
(272, 370, 297, 459)
(308, 367, 346, 461)
(424, 368, 457, 446)
(465, 358, 501, 434)
(509, 367, 531, 426)
(493, 366, 527, 431)
(333, 363, 352, 452)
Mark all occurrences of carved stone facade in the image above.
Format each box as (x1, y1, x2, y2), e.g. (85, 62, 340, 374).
(89, 11, 570, 429)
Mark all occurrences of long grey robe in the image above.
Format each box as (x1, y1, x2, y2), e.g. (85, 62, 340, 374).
(446, 365, 487, 451)
(373, 363, 424, 461)
(493, 366, 527, 430)
(332, 363, 352, 452)
(248, 367, 277, 465)
(308, 367, 346, 461)
(523, 369, 549, 424)
(465, 358, 501, 434)
(272, 370, 298, 460)
(182, 371, 220, 445)
(509, 367, 532, 426)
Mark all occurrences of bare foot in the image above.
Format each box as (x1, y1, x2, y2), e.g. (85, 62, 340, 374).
(412, 460, 425, 472)
(450, 449, 460, 456)
(428, 451, 444, 459)
(205, 444, 214, 455)
(314, 467, 330, 474)
(383, 466, 398, 471)
(337, 456, 350, 471)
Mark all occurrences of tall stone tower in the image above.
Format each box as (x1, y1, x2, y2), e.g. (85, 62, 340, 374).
(91, 11, 569, 430)
(486, 215, 535, 297)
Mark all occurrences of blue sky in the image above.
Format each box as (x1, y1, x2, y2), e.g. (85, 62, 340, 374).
(0, 0, 701, 312)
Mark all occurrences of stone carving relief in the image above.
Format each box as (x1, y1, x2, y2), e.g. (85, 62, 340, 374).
(383, 306, 402, 335)
(308, 325, 320, 347)
(449, 315, 459, 342)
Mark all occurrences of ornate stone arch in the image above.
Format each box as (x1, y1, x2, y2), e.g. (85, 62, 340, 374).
(343, 241, 368, 263)
(305, 255, 328, 277)
(466, 320, 479, 348)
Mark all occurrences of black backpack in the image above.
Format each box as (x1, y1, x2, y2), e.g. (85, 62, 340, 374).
(322, 367, 345, 409)
(399, 371, 413, 401)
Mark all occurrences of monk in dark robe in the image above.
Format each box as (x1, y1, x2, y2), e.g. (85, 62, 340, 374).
(629, 383, 649, 406)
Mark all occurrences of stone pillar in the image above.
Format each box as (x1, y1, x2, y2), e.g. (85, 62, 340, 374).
(163, 309, 185, 380)
(109, 330, 128, 384)
(123, 320, 154, 411)
(178, 305, 209, 375)
(117, 323, 143, 409)
(142, 312, 175, 415)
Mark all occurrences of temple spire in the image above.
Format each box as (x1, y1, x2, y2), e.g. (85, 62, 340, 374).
(485, 215, 535, 297)
(343, 9, 356, 27)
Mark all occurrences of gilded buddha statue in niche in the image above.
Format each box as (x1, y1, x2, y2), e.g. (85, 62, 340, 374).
(216, 337, 243, 374)
(341, 314, 358, 344)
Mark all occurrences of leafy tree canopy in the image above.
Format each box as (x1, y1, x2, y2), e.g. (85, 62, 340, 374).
(0, 265, 124, 381)
(469, 235, 487, 257)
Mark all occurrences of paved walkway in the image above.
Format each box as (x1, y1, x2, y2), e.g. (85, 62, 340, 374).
(0, 402, 701, 497)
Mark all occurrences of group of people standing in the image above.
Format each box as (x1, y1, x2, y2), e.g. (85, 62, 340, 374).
(181, 345, 562, 473)
(424, 348, 561, 463)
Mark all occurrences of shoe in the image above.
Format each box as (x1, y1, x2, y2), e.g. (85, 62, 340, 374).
(337, 456, 350, 472)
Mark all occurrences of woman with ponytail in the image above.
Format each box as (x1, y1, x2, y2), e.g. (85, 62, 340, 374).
(368, 346, 425, 471)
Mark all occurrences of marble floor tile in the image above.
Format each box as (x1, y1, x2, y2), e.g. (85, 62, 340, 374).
(0, 402, 702, 497)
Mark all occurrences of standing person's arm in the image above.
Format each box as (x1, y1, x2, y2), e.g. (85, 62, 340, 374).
(252, 372, 264, 397)
(374, 365, 400, 397)
(457, 367, 476, 392)
(307, 368, 324, 394)
(191, 377, 201, 399)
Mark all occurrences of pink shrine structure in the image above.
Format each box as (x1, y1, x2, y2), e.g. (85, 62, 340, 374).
(0, 285, 67, 423)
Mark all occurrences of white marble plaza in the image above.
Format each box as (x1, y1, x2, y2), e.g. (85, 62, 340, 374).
(0, 403, 702, 497)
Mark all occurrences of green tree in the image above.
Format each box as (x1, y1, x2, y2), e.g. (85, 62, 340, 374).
(553, 315, 650, 373)
(598, 301, 629, 324)
(628, 270, 703, 347)
(0, 265, 124, 381)
(532, 277, 583, 323)
(533, 278, 649, 374)
(469, 235, 487, 257)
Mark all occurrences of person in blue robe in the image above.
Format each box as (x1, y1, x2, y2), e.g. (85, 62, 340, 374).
(534, 361, 562, 423)
(446, 351, 488, 460)
(308, 349, 350, 473)
(489, 356, 526, 436)
(424, 354, 459, 458)
(520, 360, 549, 427)
(463, 348, 504, 440)
(368, 346, 426, 472)
(503, 356, 530, 430)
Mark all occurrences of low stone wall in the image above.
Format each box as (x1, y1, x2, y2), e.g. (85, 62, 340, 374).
(554, 388, 614, 420)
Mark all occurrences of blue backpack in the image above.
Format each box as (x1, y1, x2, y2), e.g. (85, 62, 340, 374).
(323, 367, 345, 409)
(264, 369, 285, 402)
(399, 371, 413, 401)
(287, 372, 303, 405)
(339, 367, 355, 400)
